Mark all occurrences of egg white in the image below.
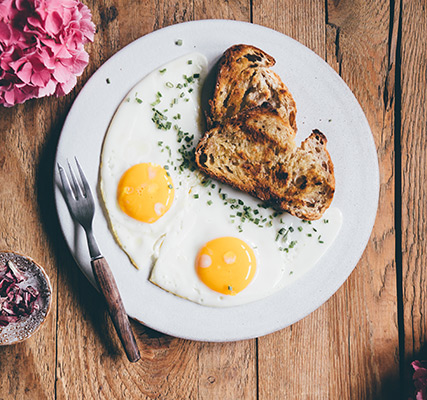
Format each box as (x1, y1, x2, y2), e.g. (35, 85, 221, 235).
(100, 52, 343, 307)
(100, 53, 207, 270)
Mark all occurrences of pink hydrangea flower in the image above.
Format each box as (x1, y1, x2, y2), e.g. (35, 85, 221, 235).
(413, 360, 427, 400)
(0, 0, 96, 107)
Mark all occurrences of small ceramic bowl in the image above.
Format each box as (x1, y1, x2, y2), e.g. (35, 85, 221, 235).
(0, 251, 52, 345)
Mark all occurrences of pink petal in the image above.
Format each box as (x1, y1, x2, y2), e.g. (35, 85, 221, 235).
(45, 11, 63, 36)
(16, 62, 33, 84)
(55, 74, 76, 96)
(62, 49, 88, 75)
(52, 61, 71, 83)
(31, 68, 51, 87)
(0, 22, 12, 43)
(38, 79, 56, 97)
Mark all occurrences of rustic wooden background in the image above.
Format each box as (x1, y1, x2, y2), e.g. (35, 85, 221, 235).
(0, 0, 425, 398)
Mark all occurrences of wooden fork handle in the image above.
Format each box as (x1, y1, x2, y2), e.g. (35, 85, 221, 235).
(91, 257, 141, 363)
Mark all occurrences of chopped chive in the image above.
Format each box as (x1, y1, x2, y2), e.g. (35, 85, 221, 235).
(323, 219, 329, 223)
(168, 184, 173, 189)
(106, 78, 111, 84)
(188, 60, 193, 64)
(207, 200, 213, 205)
(175, 39, 183, 46)
(228, 285, 232, 291)
(165, 82, 174, 88)
(135, 97, 142, 104)
(297, 226, 303, 232)
(307, 233, 312, 237)
(289, 241, 297, 248)
(159, 68, 167, 74)
(193, 194, 199, 199)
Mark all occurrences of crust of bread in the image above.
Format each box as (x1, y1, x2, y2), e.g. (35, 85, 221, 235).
(208, 44, 297, 131)
(195, 106, 335, 220)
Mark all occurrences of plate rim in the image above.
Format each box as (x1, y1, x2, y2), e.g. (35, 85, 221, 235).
(54, 19, 380, 342)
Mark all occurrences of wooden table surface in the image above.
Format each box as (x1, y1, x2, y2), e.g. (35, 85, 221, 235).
(0, 0, 425, 399)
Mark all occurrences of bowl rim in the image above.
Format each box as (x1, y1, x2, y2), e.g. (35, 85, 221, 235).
(0, 250, 53, 346)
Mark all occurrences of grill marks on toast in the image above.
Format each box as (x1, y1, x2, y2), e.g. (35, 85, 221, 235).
(196, 45, 335, 220)
(195, 107, 334, 220)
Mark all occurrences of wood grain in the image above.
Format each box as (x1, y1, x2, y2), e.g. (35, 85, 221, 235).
(401, 0, 427, 397)
(325, 1, 399, 398)
(254, 0, 399, 398)
(0, 86, 67, 398)
(0, 0, 418, 398)
(54, 1, 257, 400)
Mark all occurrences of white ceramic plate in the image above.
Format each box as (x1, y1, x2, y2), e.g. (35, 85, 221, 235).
(54, 20, 379, 342)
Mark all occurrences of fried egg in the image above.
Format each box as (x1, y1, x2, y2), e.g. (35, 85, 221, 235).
(100, 52, 343, 307)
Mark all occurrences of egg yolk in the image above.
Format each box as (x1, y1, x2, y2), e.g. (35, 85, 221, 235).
(117, 163, 174, 223)
(195, 237, 256, 296)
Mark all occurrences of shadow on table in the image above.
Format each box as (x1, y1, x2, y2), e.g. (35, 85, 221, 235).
(35, 99, 179, 364)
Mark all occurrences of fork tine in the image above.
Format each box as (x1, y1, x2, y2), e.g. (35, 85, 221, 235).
(74, 157, 91, 199)
(67, 159, 84, 199)
(57, 163, 75, 205)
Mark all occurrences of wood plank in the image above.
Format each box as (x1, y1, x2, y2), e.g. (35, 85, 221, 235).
(54, 1, 201, 399)
(254, 0, 399, 398)
(400, 0, 427, 397)
(325, 1, 399, 397)
(194, 2, 257, 400)
(54, 1, 256, 399)
(0, 88, 60, 397)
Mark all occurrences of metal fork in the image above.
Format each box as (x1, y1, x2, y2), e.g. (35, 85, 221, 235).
(58, 158, 140, 363)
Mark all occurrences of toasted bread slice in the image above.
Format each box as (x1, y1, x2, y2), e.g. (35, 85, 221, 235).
(195, 106, 334, 220)
(208, 44, 297, 131)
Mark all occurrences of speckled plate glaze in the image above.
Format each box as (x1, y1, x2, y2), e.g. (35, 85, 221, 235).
(0, 251, 52, 345)
(54, 20, 379, 342)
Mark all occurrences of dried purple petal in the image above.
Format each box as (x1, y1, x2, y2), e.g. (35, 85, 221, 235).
(26, 286, 39, 298)
(0, 260, 40, 327)
(412, 360, 427, 400)
(7, 260, 25, 282)
(0, 263, 7, 274)
(0, 315, 18, 326)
